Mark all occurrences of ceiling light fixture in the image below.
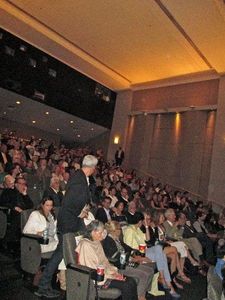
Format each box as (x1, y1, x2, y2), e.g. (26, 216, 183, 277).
(19, 45, 27, 52)
(45, 111, 49, 115)
(77, 134, 80, 138)
(57, 128, 60, 131)
(70, 120, 74, 124)
(16, 101, 21, 105)
(32, 120, 36, 124)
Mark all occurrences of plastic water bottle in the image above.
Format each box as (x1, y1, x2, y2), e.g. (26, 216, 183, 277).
(120, 250, 126, 270)
(43, 228, 48, 244)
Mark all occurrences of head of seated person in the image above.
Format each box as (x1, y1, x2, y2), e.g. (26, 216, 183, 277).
(38, 197, 55, 221)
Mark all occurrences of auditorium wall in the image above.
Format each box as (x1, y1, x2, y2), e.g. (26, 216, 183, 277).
(127, 110, 216, 198)
(109, 78, 219, 200)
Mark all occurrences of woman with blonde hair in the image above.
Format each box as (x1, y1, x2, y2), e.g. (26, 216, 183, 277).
(103, 221, 154, 300)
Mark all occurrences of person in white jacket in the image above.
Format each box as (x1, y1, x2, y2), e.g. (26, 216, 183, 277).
(23, 197, 58, 253)
(23, 197, 67, 290)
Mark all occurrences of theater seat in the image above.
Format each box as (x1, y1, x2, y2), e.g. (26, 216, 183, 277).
(0, 206, 8, 239)
(63, 232, 121, 300)
(207, 265, 222, 300)
(20, 209, 53, 274)
(20, 234, 53, 274)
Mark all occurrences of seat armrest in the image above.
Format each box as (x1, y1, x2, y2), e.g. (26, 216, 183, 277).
(67, 263, 98, 280)
(22, 233, 49, 244)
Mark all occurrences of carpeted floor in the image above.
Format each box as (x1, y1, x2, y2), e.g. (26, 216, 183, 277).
(0, 251, 207, 300)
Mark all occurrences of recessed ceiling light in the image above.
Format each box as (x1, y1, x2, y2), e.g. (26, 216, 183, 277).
(3, 112, 6, 115)
(70, 120, 74, 124)
(16, 101, 21, 105)
(57, 128, 60, 131)
(45, 111, 49, 115)
(77, 134, 80, 138)
(32, 120, 36, 124)
(91, 128, 94, 131)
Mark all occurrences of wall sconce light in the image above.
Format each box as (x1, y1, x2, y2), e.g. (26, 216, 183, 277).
(114, 136, 120, 144)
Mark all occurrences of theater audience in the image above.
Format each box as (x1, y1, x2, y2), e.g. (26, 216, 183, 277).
(102, 221, 154, 300)
(111, 201, 127, 227)
(76, 220, 138, 300)
(43, 176, 63, 207)
(108, 186, 118, 208)
(117, 187, 130, 207)
(142, 210, 191, 288)
(178, 211, 215, 264)
(163, 208, 206, 272)
(1, 131, 225, 299)
(95, 197, 113, 224)
(123, 212, 180, 298)
(125, 201, 138, 224)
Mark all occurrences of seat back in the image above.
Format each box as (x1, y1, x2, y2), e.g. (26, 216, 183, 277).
(20, 209, 34, 232)
(0, 209, 7, 238)
(63, 233, 121, 300)
(207, 265, 222, 300)
(63, 232, 77, 266)
(20, 236, 41, 274)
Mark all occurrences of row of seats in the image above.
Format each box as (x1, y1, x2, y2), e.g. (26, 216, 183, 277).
(1, 207, 121, 299)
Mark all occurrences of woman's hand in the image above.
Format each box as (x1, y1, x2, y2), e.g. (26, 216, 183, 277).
(132, 255, 152, 264)
(113, 273, 125, 281)
(37, 231, 43, 236)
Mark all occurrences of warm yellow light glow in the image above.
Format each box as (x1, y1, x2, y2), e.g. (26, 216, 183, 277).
(175, 113, 181, 143)
(16, 101, 21, 105)
(114, 136, 120, 144)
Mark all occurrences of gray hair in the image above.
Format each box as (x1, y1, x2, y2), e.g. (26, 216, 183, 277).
(82, 155, 98, 168)
(83, 220, 104, 240)
(164, 208, 175, 219)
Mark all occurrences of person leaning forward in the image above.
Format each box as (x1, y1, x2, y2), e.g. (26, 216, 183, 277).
(35, 155, 98, 298)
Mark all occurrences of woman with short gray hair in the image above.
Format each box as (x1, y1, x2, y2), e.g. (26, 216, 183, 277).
(76, 220, 138, 300)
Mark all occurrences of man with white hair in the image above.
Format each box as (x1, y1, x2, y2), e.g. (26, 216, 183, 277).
(43, 176, 63, 206)
(58, 154, 98, 233)
(35, 155, 98, 298)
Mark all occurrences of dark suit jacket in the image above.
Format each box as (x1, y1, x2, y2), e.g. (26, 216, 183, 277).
(95, 207, 113, 224)
(43, 187, 63, 207)
(0, 152, 12, 171)
(0, 188, 33, 211)
(57, 169, 90, 234)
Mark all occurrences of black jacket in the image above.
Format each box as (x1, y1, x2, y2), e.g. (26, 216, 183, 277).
(57, 169, 90, 234)
(95, 207, 113, 224)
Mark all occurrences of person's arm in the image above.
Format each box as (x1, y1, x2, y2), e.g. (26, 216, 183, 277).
(23, 211, 45, 235)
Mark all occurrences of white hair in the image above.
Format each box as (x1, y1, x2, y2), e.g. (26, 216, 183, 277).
(82, 155, 98, 168)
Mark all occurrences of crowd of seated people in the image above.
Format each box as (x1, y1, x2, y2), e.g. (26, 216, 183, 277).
(0, 131, 225, 299)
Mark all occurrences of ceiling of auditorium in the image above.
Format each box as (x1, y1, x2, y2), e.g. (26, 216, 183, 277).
(0, 88, 108, 143)
(1, 0, 225, 91)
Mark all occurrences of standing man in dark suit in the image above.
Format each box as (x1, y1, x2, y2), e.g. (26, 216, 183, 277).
(115, 147, 124, 166)
(35, 155, 98, 298)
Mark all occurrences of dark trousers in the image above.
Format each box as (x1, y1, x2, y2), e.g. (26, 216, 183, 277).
(108, 276, 138, 300)
(38, 233, 63, 290)
(197, 233, 215, 261)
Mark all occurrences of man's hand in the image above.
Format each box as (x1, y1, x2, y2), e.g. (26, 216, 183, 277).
(14, 206, 23, 213)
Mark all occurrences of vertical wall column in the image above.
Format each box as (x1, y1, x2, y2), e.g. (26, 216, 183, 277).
(127, 114, 155, 173)
(208, 75, 225, 206)
(107, 90, 132, 164)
